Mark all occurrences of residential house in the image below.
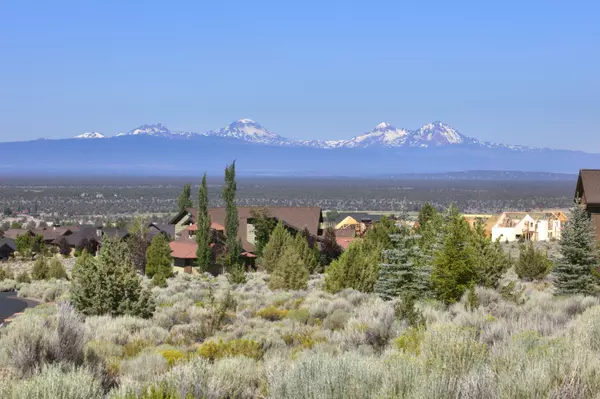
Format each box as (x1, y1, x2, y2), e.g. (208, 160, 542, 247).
(169, 207, 324, 273)
(491, 212, 566, 242)
(575, 169, 600, 240)
(58, 225, 129, 254)
(334, 212, 394, 237)
(463, 214, 497, 237)
(0, 238, 16, 260)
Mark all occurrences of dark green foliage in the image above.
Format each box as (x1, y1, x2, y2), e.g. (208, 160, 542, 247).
(227, 263, 247, 284)
(31, 257, 49, 280)
(326, 210, 340, 225)
(223, 162, 242, 270)
(515, 242, 552, 281)
(261, 221, 292, 273)
(47, 258, 68, 280)
(293, 232, 320, 274)
(471, 221, 512, 288)
(195, 173, 213, 272)
(555, 200, 599, 295)
(269, 246, 309, 290)
(416, 203, 443, 259)
(76, 238, 97, 256)
(71, 238, 155, 318)
(395, 293, 425, 328)
(363, 217, 399, 251)
(432, 205, 478, 303)
(320, 226, 342, 267)
(15, 234, 44, 259)
(127, 217, 152, 274)
(375, 230, 431, 301)
(146, 233, 173, 287)
(56, 236, 71, 256)
(177, 183, 193, 212)
(250, 208, 277, 258)
(466, 285, 479, 311)
(325, 239, 380, 293)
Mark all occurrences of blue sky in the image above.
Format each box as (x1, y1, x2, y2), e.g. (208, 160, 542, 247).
(1, 0, 599, 151)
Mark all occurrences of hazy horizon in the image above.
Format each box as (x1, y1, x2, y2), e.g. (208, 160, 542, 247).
(2, 1, 599, 151)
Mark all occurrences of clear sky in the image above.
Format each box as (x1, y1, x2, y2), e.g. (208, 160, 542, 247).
(1, 1, 599, 151)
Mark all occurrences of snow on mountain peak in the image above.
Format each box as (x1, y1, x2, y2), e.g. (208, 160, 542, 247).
(411, 121, 467, 146)
(375, 122, 391, 130)
(74, 132, 105, 139)
(205, 119, 284, 143)
(126, 123, 172, 137)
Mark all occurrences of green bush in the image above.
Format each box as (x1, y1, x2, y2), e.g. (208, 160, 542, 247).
(0, 265, 14, 281)
(47, 257, 68, 280)
(255, 305, 288, 321)
(197, 339, 264, 361)
(515, 242, 552, 281)
(16, 271, 31, 283)
(286, 308, 310, 324)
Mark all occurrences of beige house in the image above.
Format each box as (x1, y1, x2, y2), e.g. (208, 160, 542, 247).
(491, 211, 567, 242)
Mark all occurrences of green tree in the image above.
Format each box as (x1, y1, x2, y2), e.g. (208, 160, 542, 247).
(320, 226, 343, 267)
(145, 233, 173, 287)
(326, 210, 340, 225)
(261, 221, 292, 273)
(177, 183, 193, 212)
(56, 236, 71, 256)
(127, 216, 152, 274)
(515, 242, 552, 281)
(196, 173, 213, 272)
(416, 203, 443, 259)
(71, 237, 155, 318)
(363, 217, 399, 251)
(269, 246, 309, 290)
(47, 258, 68, 280)
(432, 205, 479, 303)
(31, 257, 49, 280)
(294, 231, 320, 274)
(223, 162, 242, 270)
(375, 228, 431, 301)
(10, 222, 22, 229)
(325, 239, 380, 293)
(471, 221, 512, 288)
(15, 234, 35, 259)
(555, 201, 598, 295)
(250, 208, 277, 258)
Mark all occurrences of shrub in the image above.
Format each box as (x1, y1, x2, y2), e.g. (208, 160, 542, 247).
(0, 265, 14, 281)
(394, 326, 425, 356)
(160, 349, 187, 367)
(31, 257, 49, 280)
(120, 352, 169, 383)
(287, 308, 310, 324)
(323, 309, 350, 330)
(47, 257, 69, 280)
(16, 271, 31, 283)
(325, 240, 381, 293)
(268, 246, 309, 291)
(256, 305, 288, 321)
(515, 242, 552, 281)
(197, 339, 264, 361)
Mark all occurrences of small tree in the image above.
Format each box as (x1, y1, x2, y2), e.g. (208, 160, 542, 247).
(554, 200, 598, 295)
(15, 234, 34, 259)
(250, 208, 277, 258)
(177, 183, 193, 212)
(432, 205, 478, 303)
(416, 203, 443, 258)
(261, 221, 292, 273)
(146, 233, 173, 287)
(31, 257, 49, 280)
(375, 230, 431, 301)
(269, 246, 309, 290)
(515, 242, 552, 281)
(47, 258, 68, 280)
(320, 226, 342, 267)
(294, 232, 320, 274)
(471, 221, 512, 288)
(128, 216, 152, 274)
(325, 239, 380, 293)
(71, 238, 154, 318)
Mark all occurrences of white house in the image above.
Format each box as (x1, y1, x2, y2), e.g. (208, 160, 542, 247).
(491, 212, 567, 242)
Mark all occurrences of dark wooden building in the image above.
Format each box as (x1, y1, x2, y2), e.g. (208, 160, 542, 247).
(575, 169, 600, 240)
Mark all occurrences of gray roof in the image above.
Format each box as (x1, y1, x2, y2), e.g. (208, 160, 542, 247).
(0, 238, 16, 251)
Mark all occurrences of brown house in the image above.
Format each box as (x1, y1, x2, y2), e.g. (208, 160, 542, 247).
(575, 169, 600, 240)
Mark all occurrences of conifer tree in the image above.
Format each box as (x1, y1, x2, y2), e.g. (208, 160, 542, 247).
(269, 246, 309, 290)
(555, 201, 598, 295)
(293, 232, 320, 274)
(146, 233, 173, 287)
(432, 205, 478, 303)
(71, 237, 154, 318)
(515, 242, 552, 281)
(320, 226, 343, 267)
(325, 239, 380, 293)
(375, 228, 431, 301)
(416, 203, 443, 259)
(196, 173, 213, 272)
(250, 208, 277, 258)
(471, 221, 512, 288)
(223, 162, 242, 270)
(261, 221, 292, 273)
(47, 258, 68, 280)
(177, 183, 193, 212)
(31, 256, 49, 280)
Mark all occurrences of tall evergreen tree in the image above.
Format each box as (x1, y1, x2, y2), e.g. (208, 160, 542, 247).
(223, 162, 242, 270)
(375, 227, 431, 301)
(146, 233, 173, 287)
(555, 201, 598, 295)
(293, 232, 320, 274)
(432, 205, 478, 303)
(471, 221, 512, 288)
(250, 208, 277, 258)
(177, 183, 193, 212)
(320, 226, 343, 267)
(261, 221, 292, 273)
(196, 173, 213, 272)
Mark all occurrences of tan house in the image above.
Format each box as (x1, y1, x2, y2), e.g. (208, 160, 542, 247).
(491, 211, 566, 242)
(575, 169, 600, 240)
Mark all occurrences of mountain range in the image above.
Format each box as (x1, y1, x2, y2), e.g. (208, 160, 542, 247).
(67, 119, 535, 151)
(1, 119, 598, 176)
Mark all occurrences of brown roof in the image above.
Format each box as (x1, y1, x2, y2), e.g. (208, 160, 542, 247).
(170, 240, 198, 259)
(2, 229, 34, 240)
(188, 222, 225, 232)
(335, 228, 356, 238)
(578, 170, 600, 205)
(336, 236, 357, 250)
(184, 207, 322, 253)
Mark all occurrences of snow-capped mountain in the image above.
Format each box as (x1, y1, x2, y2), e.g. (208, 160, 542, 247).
(325, 122, 411, 148)
(116, 123, 195, 139)
(73, 132, 105, 139)
(201, 119, 292, 146)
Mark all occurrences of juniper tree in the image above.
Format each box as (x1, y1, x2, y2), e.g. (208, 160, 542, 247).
(320, 226, 342, 267)
(375, 229, 431, 301)
(432, 205, 478, 303)
(471, 221, 512, 288)
(269, 246, 309, 290)
(196, 173, 213, 272)
(223, 162, 242, 270)
(146, 233, 173, 287)
(250, 208, 277, 258)
(31, 257, 49, 280)
(554, 200, 598, 295)
(261, 221, 292, 273)
(416, 203, 443, 259)
(515, 242, 552, 281)
(71, 237, 154, 318)
(325, 239, 380, 293)
(177, 183, 193, 212)
(294, 231, 320, 274)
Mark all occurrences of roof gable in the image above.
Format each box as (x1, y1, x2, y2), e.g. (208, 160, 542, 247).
(578, 169, 600, 205)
